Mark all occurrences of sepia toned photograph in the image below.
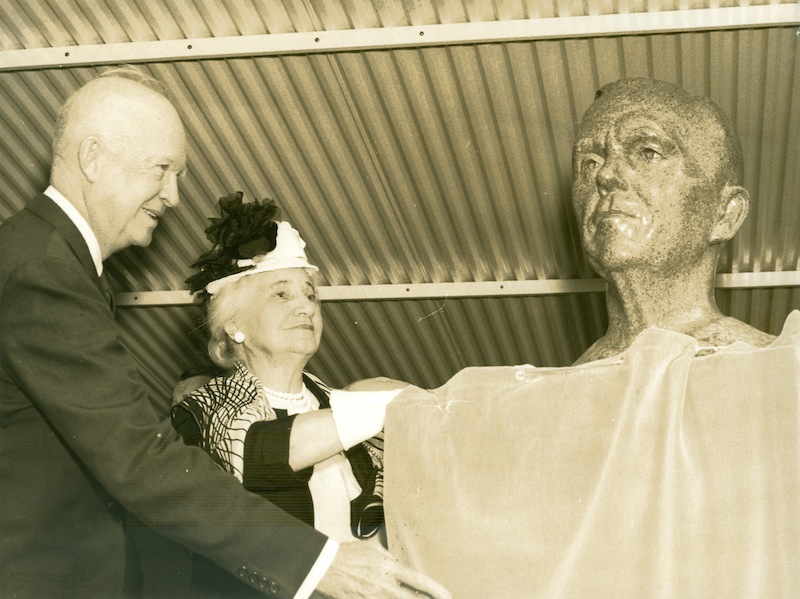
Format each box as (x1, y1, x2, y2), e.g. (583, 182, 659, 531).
(1, 2, 798, 598)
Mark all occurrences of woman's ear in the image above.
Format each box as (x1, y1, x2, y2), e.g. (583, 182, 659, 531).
(710, 185, 749, 244)
(223, 321, 245, 344)
(223, 321, 237, 338)
(78, 137, 100, 183)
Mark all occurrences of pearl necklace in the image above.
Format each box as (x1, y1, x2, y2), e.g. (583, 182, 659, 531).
(262, 384, 306, 403)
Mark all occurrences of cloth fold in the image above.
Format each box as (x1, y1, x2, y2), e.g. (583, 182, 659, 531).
(385, 311, 800, 598)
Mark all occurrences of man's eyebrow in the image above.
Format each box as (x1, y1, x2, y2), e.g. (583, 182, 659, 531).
(623, 125, 663, 138)
(620, 126, 678, 151)
(573, 139, 599, 153)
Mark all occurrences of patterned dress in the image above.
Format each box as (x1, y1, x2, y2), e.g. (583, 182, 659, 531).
(171, 362, 383, 538)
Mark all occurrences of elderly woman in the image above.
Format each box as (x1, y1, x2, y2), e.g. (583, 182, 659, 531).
(172, 193, 393, 597)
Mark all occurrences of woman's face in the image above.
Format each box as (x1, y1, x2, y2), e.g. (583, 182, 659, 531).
(232, 268, 323, 361)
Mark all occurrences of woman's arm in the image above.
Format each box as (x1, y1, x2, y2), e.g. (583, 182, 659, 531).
(287, 409, 344, 471)
(241, 410, 344, 490)
(245, 387, 401, 475)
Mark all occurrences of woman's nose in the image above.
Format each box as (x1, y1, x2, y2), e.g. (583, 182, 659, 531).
(294, 295, 316, 314)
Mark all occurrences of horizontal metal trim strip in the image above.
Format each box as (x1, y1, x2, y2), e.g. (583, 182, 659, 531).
(2, 5, 796, 71)
(115, 271, 800, 306)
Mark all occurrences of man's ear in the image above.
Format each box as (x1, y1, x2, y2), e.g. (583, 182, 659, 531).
(710, 185, 749, 244)
(78, 137, 100, 183)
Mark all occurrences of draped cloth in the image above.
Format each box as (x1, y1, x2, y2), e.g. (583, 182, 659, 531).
(384, 311, 800, 599)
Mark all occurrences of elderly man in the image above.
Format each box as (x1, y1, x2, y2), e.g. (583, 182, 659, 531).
(571, 77, 775, 363)
(0, 67, 449, 599)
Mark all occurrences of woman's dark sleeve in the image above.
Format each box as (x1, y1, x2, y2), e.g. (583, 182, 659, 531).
(346, 443, 383, 538)
(170, 404, 202, 447)
(242, 416, 313, 492)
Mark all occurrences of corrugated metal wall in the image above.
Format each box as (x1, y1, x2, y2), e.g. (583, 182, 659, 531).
(1, 1, 782, 48)
(2, 1, 798, 403)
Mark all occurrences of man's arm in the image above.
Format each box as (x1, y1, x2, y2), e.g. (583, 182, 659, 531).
(0, 255, 327, 597)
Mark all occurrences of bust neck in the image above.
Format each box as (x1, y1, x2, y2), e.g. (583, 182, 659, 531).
(574, 259, 776, 364)
(575, 260, 722, 364)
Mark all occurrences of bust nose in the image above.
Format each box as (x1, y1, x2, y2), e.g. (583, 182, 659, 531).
(596, 153, 627, 197)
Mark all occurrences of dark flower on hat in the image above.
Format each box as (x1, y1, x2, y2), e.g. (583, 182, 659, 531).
(186, 191, 280, 297)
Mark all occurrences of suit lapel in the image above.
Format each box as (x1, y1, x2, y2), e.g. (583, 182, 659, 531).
(26, 193, 110, 306)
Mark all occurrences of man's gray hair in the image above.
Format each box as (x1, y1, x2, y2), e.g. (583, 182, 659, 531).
(51, 64, 174, 163)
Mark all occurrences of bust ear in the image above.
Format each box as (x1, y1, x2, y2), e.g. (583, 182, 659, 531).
(710, 185, 749, 244)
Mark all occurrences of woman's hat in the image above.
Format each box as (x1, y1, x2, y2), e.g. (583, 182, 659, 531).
(186, 191, 318, 299)
(206, 221, 317, 295)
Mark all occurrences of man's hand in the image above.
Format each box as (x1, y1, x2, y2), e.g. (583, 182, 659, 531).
(312, 541, 451, 599)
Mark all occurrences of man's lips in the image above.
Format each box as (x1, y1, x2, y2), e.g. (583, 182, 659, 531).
(142, 207, 163, 220)
(597, 209, 638, 219)
(591, 197, 642, 223)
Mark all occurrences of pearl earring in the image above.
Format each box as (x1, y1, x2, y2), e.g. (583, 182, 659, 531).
(233, 331, 245, 344)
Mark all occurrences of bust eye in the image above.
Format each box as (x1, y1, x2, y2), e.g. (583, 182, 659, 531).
(581, 156, 602, 174)
(641, 147, 661, 160)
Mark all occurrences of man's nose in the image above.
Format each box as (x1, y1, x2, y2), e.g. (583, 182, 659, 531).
(160, 172, 181, 208)
(596, 153, 627, 196)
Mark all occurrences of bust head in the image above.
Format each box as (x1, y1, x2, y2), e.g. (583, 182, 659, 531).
(571, 78, 748, 279)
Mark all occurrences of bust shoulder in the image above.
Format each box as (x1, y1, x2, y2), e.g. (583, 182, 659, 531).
(691, 316, 776, 349)
(574, 316, 775, 365)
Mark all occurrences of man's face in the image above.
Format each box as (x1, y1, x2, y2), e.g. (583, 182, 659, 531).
(571, 103, 719, 277)
(88, 98, 187, 258)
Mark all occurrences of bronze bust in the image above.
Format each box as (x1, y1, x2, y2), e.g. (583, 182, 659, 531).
(571, 78, 775, 364)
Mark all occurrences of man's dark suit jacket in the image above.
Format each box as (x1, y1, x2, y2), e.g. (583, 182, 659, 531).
(0, 194, 328, 598)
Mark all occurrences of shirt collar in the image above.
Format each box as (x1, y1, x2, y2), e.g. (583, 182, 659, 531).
(44, 185, 104, 276)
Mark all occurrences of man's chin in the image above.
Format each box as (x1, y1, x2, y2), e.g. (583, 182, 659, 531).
(586, 242, 649, 273)
(130, 230, 156, 249)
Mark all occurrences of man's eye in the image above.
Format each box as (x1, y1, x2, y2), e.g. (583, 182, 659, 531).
(581, 157, 602, 173)
(641, 147, 661, 160)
